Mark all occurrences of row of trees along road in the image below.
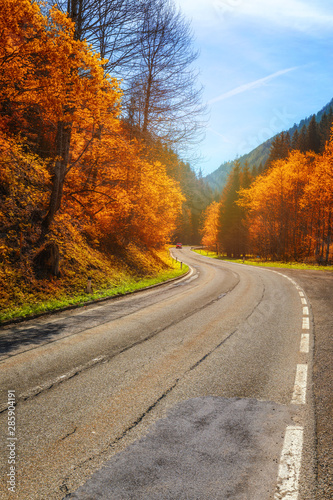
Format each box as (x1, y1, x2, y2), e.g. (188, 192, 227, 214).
(201, 136, 333, 264)
(0, 0, 208, 279)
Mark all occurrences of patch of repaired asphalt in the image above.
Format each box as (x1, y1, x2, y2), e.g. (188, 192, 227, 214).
(67, 397, 294, 500)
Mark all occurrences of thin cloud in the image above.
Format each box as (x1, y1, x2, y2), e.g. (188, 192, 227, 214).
(210, 0, 333, 32)
(176, 0, 333, 35)
(244, 0, 333, 28)
(206, 127, 233, 142)
(208, 67, 299, 104)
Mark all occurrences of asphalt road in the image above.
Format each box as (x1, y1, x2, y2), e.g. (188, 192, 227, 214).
(0, 247, 330, 499)
(271, 267, 333, 500)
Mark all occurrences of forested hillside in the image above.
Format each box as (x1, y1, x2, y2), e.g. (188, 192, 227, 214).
(0, 0, 208, 320)
(205, 98, 333, 193)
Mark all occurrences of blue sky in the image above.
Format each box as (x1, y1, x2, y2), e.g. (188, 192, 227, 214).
(175, 0, 333, 175)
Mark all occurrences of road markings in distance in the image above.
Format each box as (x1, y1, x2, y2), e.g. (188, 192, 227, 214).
(302, 306, 309, 316)
(302, 317, 310, 330)
(291, 364, 308, 405)
(274, 426, 304, 500)
(300, 334, 310, 354)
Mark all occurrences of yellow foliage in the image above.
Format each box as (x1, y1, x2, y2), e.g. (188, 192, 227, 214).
(0, 132, 50, 235)
(201, 201, 221, 247)
(238, 146, 332, 261)
(0, 0, 188, 314)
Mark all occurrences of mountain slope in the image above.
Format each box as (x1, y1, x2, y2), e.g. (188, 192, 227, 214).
(204, 98, 333, 192)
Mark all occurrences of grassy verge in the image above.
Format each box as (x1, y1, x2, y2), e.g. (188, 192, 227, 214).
(193, 249, 333, 272)
(0, 252, 188, 325)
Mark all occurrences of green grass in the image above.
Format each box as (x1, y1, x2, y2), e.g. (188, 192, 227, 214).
(0, 264, 188, 325)
(193, 249, 333, 272)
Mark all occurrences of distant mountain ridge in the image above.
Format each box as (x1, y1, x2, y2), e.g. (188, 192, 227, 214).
(204, 98, 333, 193)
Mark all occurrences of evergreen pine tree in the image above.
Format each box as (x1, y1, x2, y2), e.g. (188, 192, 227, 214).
(319, 108, 333, 151)
(291, 129, 299, 150)
(265, 131, 291, 169)
(298, 124, 308, 152)
(218, 163, 251, 258)
(306, 115, 321, 153)
(251, 164, 258, 178)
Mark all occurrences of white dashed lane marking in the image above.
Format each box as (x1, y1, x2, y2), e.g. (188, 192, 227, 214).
(291, 364, 308, 405)
(274, 426, 304, 500)
(300, 334, 310, 354)
(302, 317, 310, 330)
(268, 271, 312, 499)
(211, 265, 311, 498)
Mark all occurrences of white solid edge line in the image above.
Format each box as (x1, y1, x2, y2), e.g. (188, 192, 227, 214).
(274, 426, 304, 500)
(291, 364, 308, 404)
(300, 334, 310, 354)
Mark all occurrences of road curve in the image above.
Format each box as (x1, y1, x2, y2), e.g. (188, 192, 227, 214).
(0, 247, 316, 499)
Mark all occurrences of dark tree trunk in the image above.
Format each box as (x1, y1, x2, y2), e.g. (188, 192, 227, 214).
(142, 73, 152, 135)
(33, 242, 60, 277)
(41, 120, 72, 237)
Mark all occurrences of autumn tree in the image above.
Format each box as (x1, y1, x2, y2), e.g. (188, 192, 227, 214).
(238, 150, 317, 260)
(302, 135, 333, 263)
(131, 138, 213, 244)
(1, 0, 123, 236)
(49, 0, 206, 152)
(45, 0, 206, 244)
(1, 0, 193, 275)
(201, 201, 221, 250)
(125, 0, 205, 148)
(0, 133, 50, 258)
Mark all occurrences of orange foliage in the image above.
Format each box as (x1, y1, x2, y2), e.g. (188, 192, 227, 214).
(126, 160, 185, 247)
(66, 133, 185, 247)
(0, 0, 121, 124)
(0, 0, 186, 268)
(0, 132, 50, 256)
(239, 142, 333, 263)
(200, 201, 221, 248)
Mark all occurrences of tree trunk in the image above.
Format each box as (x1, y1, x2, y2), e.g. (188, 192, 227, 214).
(142, 72, 153, 135)
(33, 242, 60, 277)
(41, 120, 72, 236)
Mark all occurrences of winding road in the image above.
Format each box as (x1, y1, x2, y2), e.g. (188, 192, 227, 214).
(1, 247, 331, 499)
